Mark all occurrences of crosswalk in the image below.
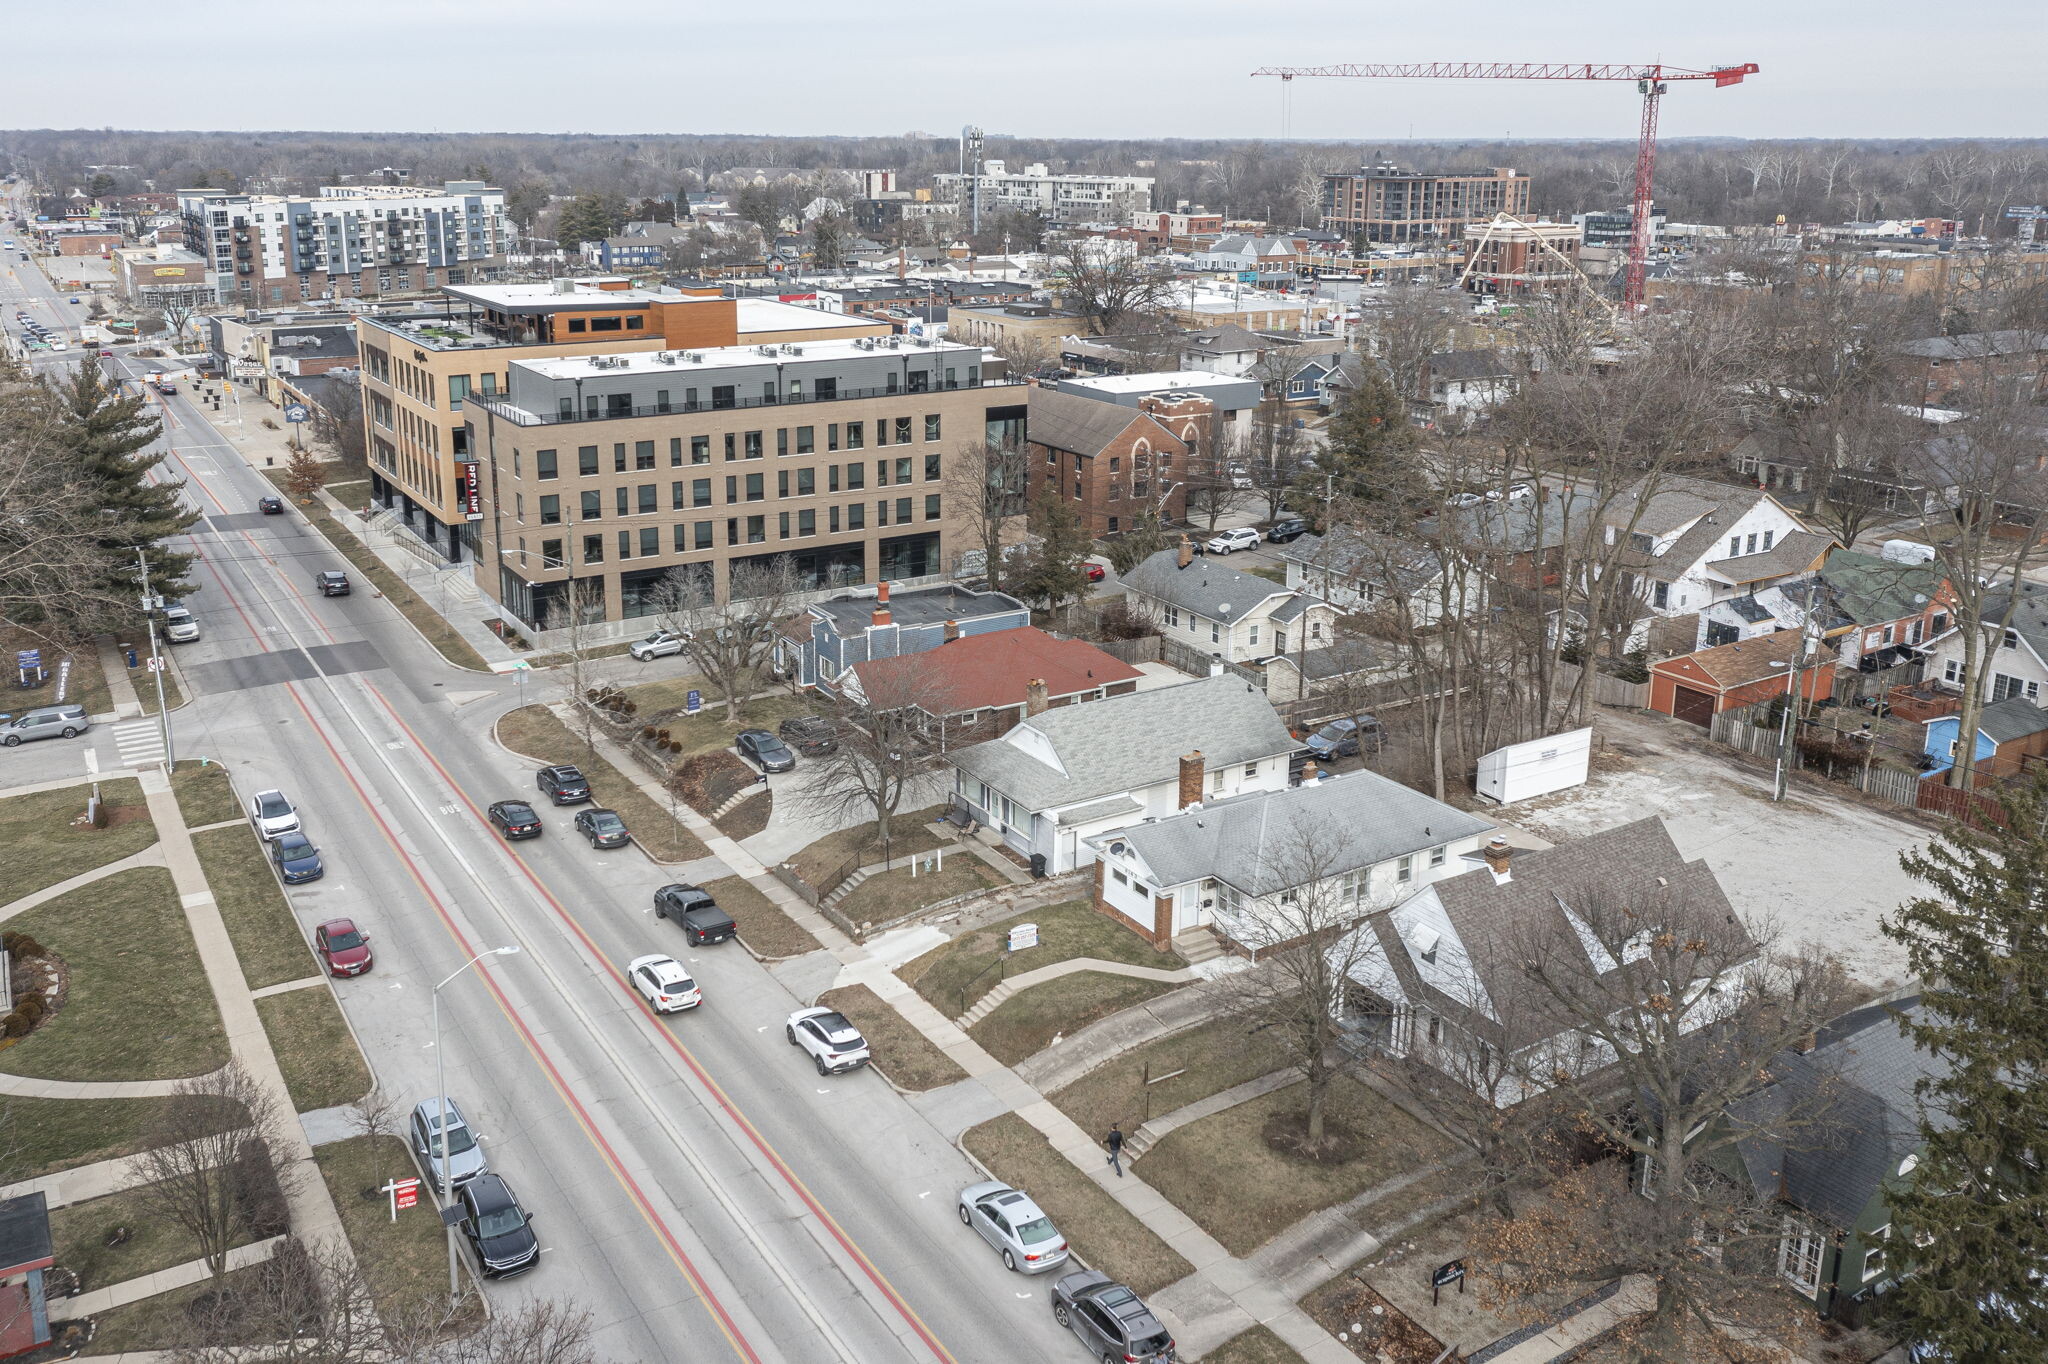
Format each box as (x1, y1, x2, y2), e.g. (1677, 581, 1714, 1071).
(109, 719, 167, 770)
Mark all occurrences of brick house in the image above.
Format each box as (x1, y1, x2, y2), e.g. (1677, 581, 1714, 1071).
(844, 624, 1141, 742)
(1024, 387, 1189, 535)
(1892, 330, 2048, 408)
(1649, 630, 1838, 728)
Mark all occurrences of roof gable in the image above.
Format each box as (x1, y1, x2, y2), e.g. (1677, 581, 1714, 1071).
(1027, 388, 1170, 458)
(848, 626, 1141, 713)
(1120, 548, 1298, 624)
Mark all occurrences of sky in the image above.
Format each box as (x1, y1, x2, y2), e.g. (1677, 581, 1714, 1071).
(7, 0, 2045, 142)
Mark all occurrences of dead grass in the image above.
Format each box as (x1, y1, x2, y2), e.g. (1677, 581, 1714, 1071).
(816, 984, 968, 1092)
(170, 760, 241, 827)
(1050, 1014, 1297, 1140)
(0, 777, 156, 901)
(786, 804, 950, 887)
(652, 692, 812, 759)
(969, 973, 1182, 1068)
(256, 986, 371, 1113)
(1205, 1326, 1310, 1364)
(191, 826, 314, 992)
(901, 899, 1183, 1018)
(699, 876, 820, 959)
(315, 1135, 485, 1330)
(495, 704, 708, 863)
(714, 790, 772, 842)
(962, 1113, 1192, 1297)
(832, 857, 1003, 925)
(0, 623, 111, 721)
(52, 1178, 261, 1294)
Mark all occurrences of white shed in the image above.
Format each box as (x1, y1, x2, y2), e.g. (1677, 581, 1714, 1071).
(1474, 727, 1593, 804)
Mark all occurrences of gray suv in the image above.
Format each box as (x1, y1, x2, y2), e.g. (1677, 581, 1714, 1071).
(410, 1097, 488, 1192)
(1050, 1271, 1176, 1362)
(0, 705, 90, 747)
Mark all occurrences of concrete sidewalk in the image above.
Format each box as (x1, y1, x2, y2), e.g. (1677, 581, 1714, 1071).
(0, 843, 166, 926)
(51, 1234, 287, 1322)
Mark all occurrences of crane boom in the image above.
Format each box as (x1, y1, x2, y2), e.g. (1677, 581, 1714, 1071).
(1253, 60, 1759, 308)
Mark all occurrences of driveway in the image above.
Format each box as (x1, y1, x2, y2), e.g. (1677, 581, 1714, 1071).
(1502, 709, 1927, 989)
(738, 759, 951, 869)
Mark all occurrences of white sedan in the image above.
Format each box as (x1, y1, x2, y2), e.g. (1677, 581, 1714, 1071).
(786, 1006, 870, 1075)
(627, 955, 701, 1013)
(1205, 527, 1262, 555)
(628, 629, 689, 662)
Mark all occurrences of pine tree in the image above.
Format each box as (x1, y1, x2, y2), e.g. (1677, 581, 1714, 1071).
(1878, 776, 2048, 1358)
(283, 444, 327, 502)
(555, 194, 622, 249)
(1010, 485, 1091, 614)
(1319, 363, 1420, 503)
(52, 364, 196, 616)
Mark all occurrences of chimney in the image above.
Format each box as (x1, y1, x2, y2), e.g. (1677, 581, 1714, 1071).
(1483, 835, 1513, 881)
(1177, 751, 1205, 810)
(871, 581, 892, 627)
(1793, 1032, 1820, 1055)
(1209, 654, 1225, 678)
(943, 618, 960, 642)
(1300, 758, 1320, 783)
(1176, 534, 1193, 570)
(1025, 678, 1050, 715)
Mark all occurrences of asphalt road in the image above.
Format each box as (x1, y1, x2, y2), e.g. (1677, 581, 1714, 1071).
(24, 325, 1088, 1358)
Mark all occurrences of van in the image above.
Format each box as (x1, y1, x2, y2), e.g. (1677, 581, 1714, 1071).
(0, 705, 91, 746)
(162, 606, 200, 643)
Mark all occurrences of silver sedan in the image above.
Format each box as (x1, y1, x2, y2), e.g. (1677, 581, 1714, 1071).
(957, 1181, 1070, 1274)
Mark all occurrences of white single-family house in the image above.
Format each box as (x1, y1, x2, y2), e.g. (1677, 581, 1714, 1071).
(1280, 525, 1479, 625)
(1120, 544, 1340, 664)
(1923, 579, 2048, 707)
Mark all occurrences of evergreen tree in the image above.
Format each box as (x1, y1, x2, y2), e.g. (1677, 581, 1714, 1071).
(555, 193, 623, 249)
(1319, 363, 1420, 503)
(52, 364, 196, 617)
(1010, 485, 1091, 614)
(1879, 776, 2048, 1359)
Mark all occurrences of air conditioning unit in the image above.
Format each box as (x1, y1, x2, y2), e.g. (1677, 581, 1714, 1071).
(656, 351, 675, 364)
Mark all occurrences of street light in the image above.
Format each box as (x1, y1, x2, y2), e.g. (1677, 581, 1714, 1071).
(433, 945, 519, 1306)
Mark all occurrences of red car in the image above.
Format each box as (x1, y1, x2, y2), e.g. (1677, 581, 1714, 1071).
(1084, 562, 1106, 583)
(315, 918, 374, 977)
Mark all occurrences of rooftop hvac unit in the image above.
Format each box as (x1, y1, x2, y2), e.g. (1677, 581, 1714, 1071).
(788, 345, 804, 356)
(656, 351, 675, 364)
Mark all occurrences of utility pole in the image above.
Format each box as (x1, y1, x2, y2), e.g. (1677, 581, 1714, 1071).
(136, 549, 174, 770)
(1773, 579, 1823, 802)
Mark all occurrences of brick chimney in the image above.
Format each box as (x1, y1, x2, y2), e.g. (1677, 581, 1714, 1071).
(1025, 678, 1050, 715)
(1482, 835, 1513, 881)
(944, 618, 960, 642)
(1300, 758, 1320, 783)
(1176, 534, 1193, 570)
(871, 580, 891, 628)
(1177, 751, 1204, 809)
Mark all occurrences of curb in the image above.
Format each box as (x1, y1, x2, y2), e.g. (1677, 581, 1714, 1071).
(487, 705, 705, 870)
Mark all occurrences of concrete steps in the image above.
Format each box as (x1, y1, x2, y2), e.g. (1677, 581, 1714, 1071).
(1172, 927, 1227, 966)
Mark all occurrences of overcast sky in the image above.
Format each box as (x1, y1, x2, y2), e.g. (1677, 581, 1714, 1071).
(8, 0, 2044, 142)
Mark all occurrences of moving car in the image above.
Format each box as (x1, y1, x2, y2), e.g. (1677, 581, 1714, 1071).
(248, 789, 301, 840)
(1265, 516, 1310, 544)
(67, 297, 79, 304)
(628, 629, 688, 661)
(270, 832, 324, 884)
(957, 1181, 1070, 1274)
(410, 1097, 487, 1191)
(314, 917, 372, 975)
(654, 884, 736, 945)
(572, 807, 630, 849)
(776, 715, 837, 757)
(1302, 715, 1388, 761)
(786, 1007, 870, 1075)
(486, 800, 543, 839)
(1049, 1271, 1177, 1363)
(1204, 526, 1261, 555)
(257, 496, 284, 515)
(735, 729, 796, 773)
(627, 954, 701, 1013)
(534, 764, 591, 805)
(0, 704, 89, 746)
(313, 570, 351, 596)
(457, 1173, 539, 1278)
(161, 604, 200, 643)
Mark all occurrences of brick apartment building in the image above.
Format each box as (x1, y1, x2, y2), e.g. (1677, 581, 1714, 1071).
(1461, 218, 1583, 294)
(1320, 163, 1530, 245)
(1025, 387, 1192, 537)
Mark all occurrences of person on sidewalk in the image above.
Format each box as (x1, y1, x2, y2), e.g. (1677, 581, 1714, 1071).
(1106, 1124, 1125, 1177)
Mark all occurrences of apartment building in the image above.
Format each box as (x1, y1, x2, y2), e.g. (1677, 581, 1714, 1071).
(175, 181, 507, 305)
(357, 279, 896, 561)
(468, 336, 1026, 633)
(1320, 164, 1531, 245)
(1797, 243, 2048, 299)
(933, 161, 1153, 226)
(1461, 218, 1583, 295)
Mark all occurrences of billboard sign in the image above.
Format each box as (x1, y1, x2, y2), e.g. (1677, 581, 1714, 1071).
(457, 465, 482, 521)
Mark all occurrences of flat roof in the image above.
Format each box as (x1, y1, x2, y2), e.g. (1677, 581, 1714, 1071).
(736, 298, 869, 333)
(443, 281, 661, 313)
(514, 335, 986, 380)
(1064, 370, 1250, 394)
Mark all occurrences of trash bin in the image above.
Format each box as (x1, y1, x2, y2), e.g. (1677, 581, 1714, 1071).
(1029, 853, 1047, 880)
(121, 644, 138, 668)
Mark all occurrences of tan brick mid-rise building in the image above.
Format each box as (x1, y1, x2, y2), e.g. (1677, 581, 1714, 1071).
(1320, 163, 1530, 245)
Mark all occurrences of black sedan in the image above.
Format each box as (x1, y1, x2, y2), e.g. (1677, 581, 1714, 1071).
(457, 1173, 539, 1278)
(257, 496, 285, 515)
(487, 800, 543, 840)
(1265, 516, 1310, 544)
(735, 729, 796, 773)
(573, 807, 631, 849)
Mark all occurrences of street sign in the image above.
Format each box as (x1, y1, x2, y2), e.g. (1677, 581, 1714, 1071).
(1007, 922, 1039, 953)
(1431, 1259, 1467, 1306)
(2005, 206, 2045, 219)
(685, 689, 702, 715)
(16, 650, 39, 669)
(147, 656, 166, 673)
(1236, 270, 1258, 283)
(284, 403, 309, 423)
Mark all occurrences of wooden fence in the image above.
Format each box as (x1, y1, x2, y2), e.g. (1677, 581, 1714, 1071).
(1707, 702, 1929, 811)
(1554, 660, 1650, 710)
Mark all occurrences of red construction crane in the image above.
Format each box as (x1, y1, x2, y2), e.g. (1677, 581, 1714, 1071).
(1251, 62, 1760, 309)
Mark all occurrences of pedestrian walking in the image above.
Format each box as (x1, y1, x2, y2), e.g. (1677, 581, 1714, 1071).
(1105, 1123, 1125, 1177)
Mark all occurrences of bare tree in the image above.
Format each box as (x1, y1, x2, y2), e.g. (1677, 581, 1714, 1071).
(1046, 245, 1176, 336)
(793, 673, 941, 870)
(651, 558, 802, 724)
(309, 379, 367, 481)
(132, 1062, 293, 1285)
(1241, 391, 1315, 526)
(543, 580, 610, 750)
(1359, 284, 1456, 399)
(944, 438, 1031, 589)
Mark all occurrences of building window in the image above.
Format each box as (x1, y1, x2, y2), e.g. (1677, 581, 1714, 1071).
(1396, 855, 1414, 883)
(848, 502, 865, 530)
(635, 441, 656, 471)
(925, 453, 941, 481)
(1862, 1227, 1890, 1282)
(746, 515, 765, 543)
(847, 421, 864, 449)
(1165, 605, 1179, 628)
(638, 485, 656, 515)
(925, 414, 941, 441)
(925, 494, 940, 521)
(1778, 1219, 1825, 1296)
(828, 423, 840, 451)
(581, 534, 604, 564)
(896, 416, 913, 444)
(694, 521, 713, 550)
(691, 435, 710, 464)
(798, 508, 815, 536)
(536, 449, 558, 480)
(639, 527, 659, 557)
(846, 463, 865, 491)
(539, 495, 560, 525)
(578, 446, 598, 476)
(1430, 845, 1446, 867)
(1211, 622, 1220, 643)
(797, 426, 814, 454)
(580, 491, 602, 520)
(745, 431, 763, 459)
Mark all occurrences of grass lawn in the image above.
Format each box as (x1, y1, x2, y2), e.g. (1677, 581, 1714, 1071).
(901, 900, 1183, 1019)
(527, 640, 637, 669)
(170, 761, 241, 827)
(617, 671, 722, 714)
(282, 487, 489, 672)
(0, 1095, 240, 1181)
(962, 1114, 1192, 1297)
(715, 790, 771, 842)
(700, 876, 820, 959)
(495, 705, 708, 863)
(0, 624, 112, 721)
(324, 479, 371, 508)
(316, 1135, 482, 1328)
(833, 857, 1003, 926)
(136, 655, 186, 715)
(83, 1262, 270, 1355)
(0, 867, 229, 1083)
(652, 692, 813, 759)
(1205, 1326, 1310, 1364)
(970, 973, 1183, 1068)
(816, 984, 968, 1092)
(52, 1178, 261, 1294)
(1136, 1075, 1454, 1257)
(191, 826, 313, 991)
(256, 987, 371, 1113)
(787, 804, 950, 887)
(1051, 1014, 1298, 1140)
(0, 777, 156, 901)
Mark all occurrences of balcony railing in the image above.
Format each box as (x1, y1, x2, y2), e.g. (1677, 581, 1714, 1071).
(472, 377, 1023, 427)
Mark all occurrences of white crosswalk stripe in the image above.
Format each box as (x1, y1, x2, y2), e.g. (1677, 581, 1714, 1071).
(111, 720, 167, 769)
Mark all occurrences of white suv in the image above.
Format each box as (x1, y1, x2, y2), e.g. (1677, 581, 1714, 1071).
(628, 629, 688, 662)
(248, 789, 300, 840)
(1205, 527, 1262, 555)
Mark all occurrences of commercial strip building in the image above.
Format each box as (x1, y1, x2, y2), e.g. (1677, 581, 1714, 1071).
(1320, 163, 1531, 245)
(933, 161, 1154, 226)
(174, 181, 508, 305)
(465, 334, 1026, 634)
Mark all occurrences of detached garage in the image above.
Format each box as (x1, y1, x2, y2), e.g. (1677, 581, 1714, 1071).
(1649, 630, 1837, 728)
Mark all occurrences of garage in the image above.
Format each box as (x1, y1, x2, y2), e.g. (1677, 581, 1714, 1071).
(1648, 631, 1838, 730)
(1671, 685, 1716, 728)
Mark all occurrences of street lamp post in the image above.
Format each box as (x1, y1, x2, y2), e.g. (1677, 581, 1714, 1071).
(433, 945, 519, 1306)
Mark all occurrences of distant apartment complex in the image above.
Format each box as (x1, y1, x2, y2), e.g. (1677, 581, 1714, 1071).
(1320, 163, 1531, 244)
(174, 181, 508, 305)
(933, 161, 1153, 226)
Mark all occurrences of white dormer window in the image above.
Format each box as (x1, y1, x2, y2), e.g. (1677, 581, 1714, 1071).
(1407, 926, 1441, 961)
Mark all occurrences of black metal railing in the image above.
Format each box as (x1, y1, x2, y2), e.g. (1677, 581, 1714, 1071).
(475, 377, 1023, 427)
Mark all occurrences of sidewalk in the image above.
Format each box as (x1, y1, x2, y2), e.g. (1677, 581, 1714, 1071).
(50, 1235, 286, 1323)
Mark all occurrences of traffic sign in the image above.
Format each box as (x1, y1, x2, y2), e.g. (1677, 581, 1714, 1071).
(16, 649, 39, 669)
(146, 656, 166, 672)
(284, 403, 310, 423)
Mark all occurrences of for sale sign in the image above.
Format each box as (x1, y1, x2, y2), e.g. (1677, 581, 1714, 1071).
(383, 1176, 423, 1220)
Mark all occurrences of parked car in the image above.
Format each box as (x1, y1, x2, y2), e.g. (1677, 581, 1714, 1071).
(1302, 715, 1388, 761)
(270, 832, 324, 884)
(1049, 1271, 1177, 1363)
(786, 1007, 870, 1075)
(1505, 481, 1535, 502)
(535, 764, 591, 805)
(457, 1173, 539, 1278)
(1084, 561, 1106, 583)
(735, 729, 795, 773)
(161, 604, 200, 643)
(410, 1097, 487, 1191)
(313, 570, 351, 597)
(314, 917, 372, 975)
(248, 789, 300, 840)
(486, 799, 543, 840)
(654, 884, 737, 945)
(1204, 526, 1261, 555)
(1265, 516, 1310, 544)
(628, 629, 688, 661)
(957, 1181, 1070, 1274)
(627, 954, 701, 1013)
(776, 715, 838, 757)
(572, 807, 631, 849)
(1226, 462, 1253, 490)
(0, 704, 89, 746)
(257, 496, 285, 515)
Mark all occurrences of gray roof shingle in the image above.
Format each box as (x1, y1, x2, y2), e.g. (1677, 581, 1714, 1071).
(1027, 388, 1170, 459)
(1120, 548, 1295, 625)
(1975, 696, 2048, 746)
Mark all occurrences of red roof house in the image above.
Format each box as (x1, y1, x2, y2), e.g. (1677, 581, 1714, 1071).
(845, 626, 1143, 735)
